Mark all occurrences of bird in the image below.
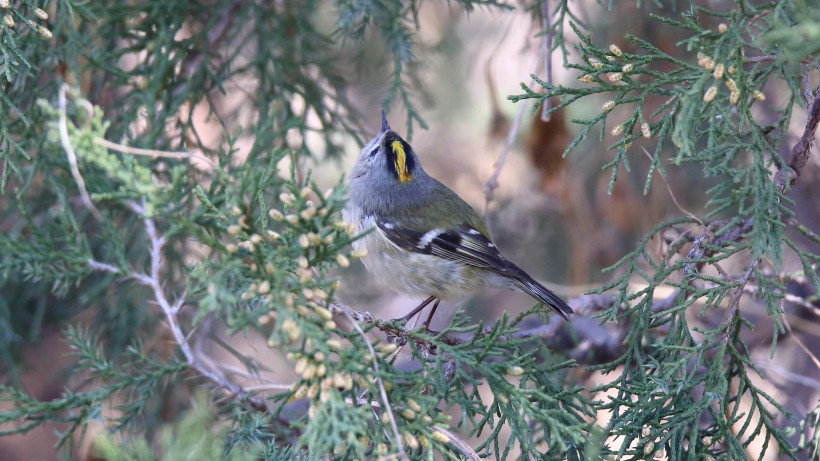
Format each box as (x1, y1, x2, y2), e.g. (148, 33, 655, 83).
(343, 112, 573, 326)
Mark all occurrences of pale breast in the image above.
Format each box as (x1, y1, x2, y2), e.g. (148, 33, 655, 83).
(342, 210, 486, 299)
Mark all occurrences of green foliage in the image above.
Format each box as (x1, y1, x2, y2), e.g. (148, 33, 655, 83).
(510, 1, 820, 459)
(1, 0, 817, 460)
(91, 391, 297, 461)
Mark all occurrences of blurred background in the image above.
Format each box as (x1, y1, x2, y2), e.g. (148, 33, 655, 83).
(1, 0, 818, 459)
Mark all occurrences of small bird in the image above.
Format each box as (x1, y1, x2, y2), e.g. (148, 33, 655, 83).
(343, 112, 573, 325)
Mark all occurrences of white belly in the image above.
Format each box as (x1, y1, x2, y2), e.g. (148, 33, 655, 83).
(342, 211, 485, 299)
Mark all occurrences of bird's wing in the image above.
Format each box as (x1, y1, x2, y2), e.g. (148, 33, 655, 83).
(376, 220, 513, 274)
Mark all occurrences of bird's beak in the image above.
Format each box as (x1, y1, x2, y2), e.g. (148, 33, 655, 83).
(381, 110, 389, 133)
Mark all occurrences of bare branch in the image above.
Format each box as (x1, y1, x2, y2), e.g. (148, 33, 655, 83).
(58, 84, 103, 221)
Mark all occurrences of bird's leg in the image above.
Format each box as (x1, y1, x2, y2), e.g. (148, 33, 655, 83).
(399, 295, 437, 322)
(422, 299, 441, 329)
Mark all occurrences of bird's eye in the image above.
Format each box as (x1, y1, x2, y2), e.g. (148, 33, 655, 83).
(368, 147, 379, 158)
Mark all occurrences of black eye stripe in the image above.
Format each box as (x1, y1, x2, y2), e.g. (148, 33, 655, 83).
(368, 147, 379, 157)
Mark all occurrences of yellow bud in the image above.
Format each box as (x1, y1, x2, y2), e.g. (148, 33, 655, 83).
(419, 435, 429, 448)
(753, 90, 765, 101)
(0, 0, 8, 9)
(605, 55, 615, 62)
(313, 306, 331, 320)
(282, 318, 301, 341)
(643, 442, 655, 455)
(379, 343, 398, 354)
(324, 320, 336, 330)
(225, 243, 238, 254)
(621, 63, 633, 73)
(326, 339, 342, 349)
(313, 288, 327, 299)
(703, 58, 715, 70)
(258, 314, 270, 325)
(578, 74, 594, 83)
(421, 415, 433, 424)
(316, 363, 326, 378)
(279, 192, 295, 206)
(285, 214, 299, 225)
(380, 412, 391, 425)
(713, 63, 724, 80)
(37, 25, 52, 39)
(589, 57, 603, 69)
(295, 357, 308, 375)
(407, 399, 421, 412)
(331, 280, 341, 291)
(265, 262, 275, 274)
(298, 234, 310, 248)
(332, 373, 347, 389)
(703, 86, 718, 103)
(702, 436, 713, 446)
(405, 432, 419, 450)
(401, 409, 416, 420)
(292, 384, 308, 400)
(641, 122, 651, 139)
(728, 65, 736, 74)
(306, 382, 319, 399)
(297, 256, 309, 269)
(307, 232, 321, 245)
(302, 363, 317, 380)
(268, 209, 283, 221)
(4, 14, 14, 27)
(34, 8, 48, 20)
(497, 393, 509, 404)
(718, 23, 728, 33)
(313, 351, 325, 362)
(609, 44, 623, 56)
(642, 426, 651, 437)
(230, 206, 242, 217)
(300, 207, 316, 220)
(602, 100, 615, 111)
(350, 249, 368, 258)
(609, 72, 623, 82)
(655, 447, 667, 459)
(431, 431, 450, 444)
(611, 124, 624, 136)
(257, 281, 270, 294)
(507, 366, 525, 377)
(300, 186, 313, 199)
(730, 90, 740, 105)
(725, 78, 737, 92)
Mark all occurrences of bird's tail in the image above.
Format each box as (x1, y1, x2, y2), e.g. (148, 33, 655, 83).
(513, 274, 573, 320)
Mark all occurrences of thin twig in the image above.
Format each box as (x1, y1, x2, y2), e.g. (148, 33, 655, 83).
(482, 101, 529, 215)
(432, 425, 481, 461)
(89, 200, 268, 411)
(58, 84, 103, 221)
(540, 0, 553, 122)
(340, 309, 408, 460)
(94, 137, 217, 168)
(640, 147, 702, 225)
(721, 260, 759, 343)
(775, 85, 820, 190)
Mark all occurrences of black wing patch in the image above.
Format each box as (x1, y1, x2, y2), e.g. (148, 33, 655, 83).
(376, 219, 574, 319)
(376, 221, 511, 273)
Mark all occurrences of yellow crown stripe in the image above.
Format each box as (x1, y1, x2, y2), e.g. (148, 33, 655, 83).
(391, 140, 412, 182)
